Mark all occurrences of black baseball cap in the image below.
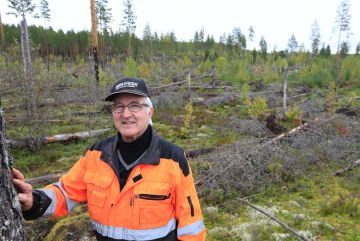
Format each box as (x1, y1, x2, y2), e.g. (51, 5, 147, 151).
(104, 77, 150, 101)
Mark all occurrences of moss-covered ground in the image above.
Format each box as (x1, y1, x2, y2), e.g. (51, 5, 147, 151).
(7, 92, 359, 241)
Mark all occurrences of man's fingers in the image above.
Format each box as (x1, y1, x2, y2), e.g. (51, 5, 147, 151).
(13, 178, 32, 193)
(12, 168, 25, 181)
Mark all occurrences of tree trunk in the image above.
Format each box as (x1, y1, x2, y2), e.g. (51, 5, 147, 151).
(20, 18, 37, 122)
(0, 107, 26, 241)
(45, 27, 50, 70)
(90, 0, 100, 87)
(127, 33, 132, 57)
(283, 67, 289, 115)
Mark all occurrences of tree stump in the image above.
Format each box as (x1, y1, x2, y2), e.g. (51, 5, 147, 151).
(0, 107, 26, 241)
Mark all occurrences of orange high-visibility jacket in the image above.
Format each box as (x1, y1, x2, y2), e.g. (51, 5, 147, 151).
(39, 129, 206, 241)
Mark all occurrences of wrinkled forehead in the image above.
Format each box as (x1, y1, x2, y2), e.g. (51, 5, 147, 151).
(111, 93, 146, 104)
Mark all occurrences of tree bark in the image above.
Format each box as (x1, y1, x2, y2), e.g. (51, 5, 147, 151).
(20, 18, 37, 122)
(0, 108, 26, 241)
(283, 68, 289, 115)
(90, 0, 99, 87)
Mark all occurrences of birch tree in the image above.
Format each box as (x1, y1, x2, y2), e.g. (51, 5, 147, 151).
(7, 0, 37, 121)
(0, 107, 26, 241)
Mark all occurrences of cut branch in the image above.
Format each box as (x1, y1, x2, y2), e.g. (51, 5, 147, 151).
(26, 172, 65, 186)
(334, 159, 360, 176)
(237, 198, 311, 241)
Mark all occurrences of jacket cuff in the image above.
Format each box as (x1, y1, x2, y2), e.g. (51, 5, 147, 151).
(22, 190, 52, 220)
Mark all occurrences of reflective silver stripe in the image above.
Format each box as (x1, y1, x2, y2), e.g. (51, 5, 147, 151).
(54, 181, 78, 212)
(90, 218, 176, 240)
(41, 189, 56, 216)
(177, 219, 205, 237)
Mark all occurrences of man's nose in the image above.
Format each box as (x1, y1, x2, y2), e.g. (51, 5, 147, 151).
(121, 107, 132, 117)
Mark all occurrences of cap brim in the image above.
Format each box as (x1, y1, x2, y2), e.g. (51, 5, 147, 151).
(104, 90, 148, 101)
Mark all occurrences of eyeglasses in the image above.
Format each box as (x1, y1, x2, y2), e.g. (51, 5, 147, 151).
(111, 103, 149, 113)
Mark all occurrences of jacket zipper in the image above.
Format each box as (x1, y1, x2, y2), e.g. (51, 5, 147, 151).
(135, 193, 171, 200)
(187, 196, 195, 217)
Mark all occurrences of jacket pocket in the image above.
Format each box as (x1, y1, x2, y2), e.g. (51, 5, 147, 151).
(137, 193, 171, 201)
(83, 172, 113, 219)
(135, 181, 174, 228)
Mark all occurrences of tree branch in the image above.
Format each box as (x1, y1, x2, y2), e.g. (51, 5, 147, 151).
(237, 198, 311, 241)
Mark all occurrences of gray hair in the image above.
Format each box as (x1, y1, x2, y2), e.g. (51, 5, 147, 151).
(145, 97, 153, 126)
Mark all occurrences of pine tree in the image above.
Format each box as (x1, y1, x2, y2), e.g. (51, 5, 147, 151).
(142, 23, 153, 62)
(356, 42, 360, 55)
(95, 0, 112, 68)
(334, 0, 352, 97)
(122, 0, 136, 57)
(310, 20, 320, 55)
(259, 36, 267, 61)
(39, 0, 50, 69)
(248, 26, 255, 43)
(287, 34, 298, 53)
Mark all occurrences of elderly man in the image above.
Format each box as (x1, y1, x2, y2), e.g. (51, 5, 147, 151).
(12, 77, 206, 241)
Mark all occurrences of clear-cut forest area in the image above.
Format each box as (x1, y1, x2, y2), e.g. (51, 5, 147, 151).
(0, 0, 359, 240)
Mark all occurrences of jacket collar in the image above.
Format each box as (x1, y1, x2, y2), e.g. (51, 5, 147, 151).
(101, 125, 161, 166)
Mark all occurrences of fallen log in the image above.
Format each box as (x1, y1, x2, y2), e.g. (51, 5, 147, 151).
(26, 172, 65, 186)
(237, 198, 310, 241)
(265, 122, 311, 145)
(186, 147, 215, 158)
(7, 128, 111, 148)
(334, 159, 360, 176)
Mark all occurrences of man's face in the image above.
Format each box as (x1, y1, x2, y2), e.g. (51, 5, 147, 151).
(111, 94, 154, 142)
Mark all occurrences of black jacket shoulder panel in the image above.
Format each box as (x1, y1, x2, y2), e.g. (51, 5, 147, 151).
(89, 135, 117, 151)
(88, 135, 118, 164)
(159, 137, 190, 177)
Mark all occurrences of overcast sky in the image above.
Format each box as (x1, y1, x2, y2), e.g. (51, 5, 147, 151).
(0, 0, 359, 53)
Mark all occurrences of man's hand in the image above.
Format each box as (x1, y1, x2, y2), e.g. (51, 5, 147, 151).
(12, 168, 33, 211)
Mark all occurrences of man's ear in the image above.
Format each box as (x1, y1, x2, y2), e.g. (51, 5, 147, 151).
(148, 107, 154, 117)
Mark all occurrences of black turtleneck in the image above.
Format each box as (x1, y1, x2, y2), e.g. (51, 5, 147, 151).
(116, 125, 152, 190)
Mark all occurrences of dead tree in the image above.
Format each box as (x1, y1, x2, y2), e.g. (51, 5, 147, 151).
(90, 0, 100, 87)
(0, 107, 26, 241)
(20, 18, 37, 121)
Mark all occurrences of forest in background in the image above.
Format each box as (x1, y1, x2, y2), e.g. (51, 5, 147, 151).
(0, 0, 359, 240)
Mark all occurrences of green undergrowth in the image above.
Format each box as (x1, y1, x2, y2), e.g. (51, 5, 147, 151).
(11, 134, 109, 178)
(203, 165, 360, 241)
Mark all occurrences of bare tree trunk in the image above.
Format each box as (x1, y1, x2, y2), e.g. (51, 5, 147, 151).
(335, 55, 342, 99)
(90, 0, 99, 87)
(283, 67, 289, 115)
(45, 27, 50, 70)
(0, 107, 27, 241)
(20, 18, 37, 122)
(127, 33, 132, 57)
